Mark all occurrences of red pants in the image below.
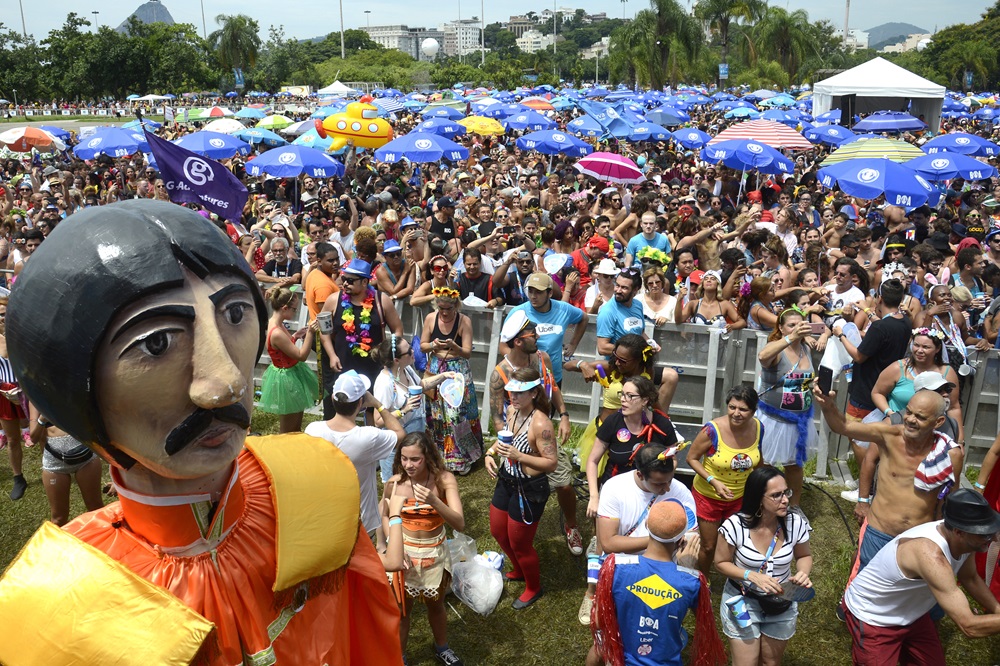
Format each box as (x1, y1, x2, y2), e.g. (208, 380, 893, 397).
(844, 605, 945, 665)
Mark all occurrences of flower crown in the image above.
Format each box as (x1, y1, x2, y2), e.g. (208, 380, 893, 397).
(911, 327, 946, 342)
(637, 246, 669, 265)
(739, 281, 753, 297)
(432, 286, 460, 299)
(882, 262, 906, 278)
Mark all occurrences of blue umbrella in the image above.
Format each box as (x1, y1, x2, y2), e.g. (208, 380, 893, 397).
(232, 127, 288, 147)
(174, 131, 252, 159)
(481, 103, 531, 119)
(73, 127, 148, 159)
(402, 100, 427, 111)
(804, 125, 857, 147)
(375, 133, 469, 163)
(973, 107, 998, 121)
(941, 110, 972, 120)
(515, 130, 592, 156)
(236, 107, 267, 119)
(504, 110, 556, 131)
(123, 119, 162, 131)
(567, 115, 604, 138)
(905, 153, 997, 181)
(817, 158, 938, 208)
(413, 117, 467, 137)
(671, 128, 712, 149)
(814, 109, 842, 124)
(627, 123, 673, 142)
(126, 94, 141, 101)
(38, 125, 71, 140)
(646, 107, 691, 126)
(852, 111, 926, 133)
(292, 128, 334, 151)
(724, 107, 761, 120)
(712, 92, 737, 101)
(372, 98, 405, 115)
(421, 105, 465, 120)
(585, 87, 610, 98)
(761, 109, 799, 126)
(923, 132, 1000, 157)
(700, 139, 794, 175)
(246, 145, 344, 178)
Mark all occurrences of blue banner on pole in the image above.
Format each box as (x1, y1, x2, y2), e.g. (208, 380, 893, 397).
(144, 130, 248, 222)
(234, 68, 245, 90)
(719, 63, 729, 80)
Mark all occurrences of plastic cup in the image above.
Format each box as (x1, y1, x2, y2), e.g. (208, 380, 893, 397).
(408, 385, 423, 398)
(497, 430, 513, 446)
(725, 595, 752, 628)
(316, 311, 334, 334)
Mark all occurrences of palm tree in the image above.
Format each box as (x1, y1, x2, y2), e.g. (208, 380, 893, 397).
(942, 41, 996, 92)
(694, 0, 765, 69)
(747, 7, 816, 83)
(609, 0, 702, 89)
(208, 14, 262, 72)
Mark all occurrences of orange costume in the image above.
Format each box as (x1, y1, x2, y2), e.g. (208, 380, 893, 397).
(0, 434, 403, 665)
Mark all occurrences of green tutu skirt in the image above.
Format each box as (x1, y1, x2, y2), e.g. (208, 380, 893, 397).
(258, 363, 319, 415)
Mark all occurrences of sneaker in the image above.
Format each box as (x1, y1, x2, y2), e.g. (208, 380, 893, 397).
(835, 599, 846, 623)
(435, 648, 464, 666)
(565, 526, 584, 556)
(586, 535, 598, 558)
(10, 475, 26, 501)
(844, 478, 859, 490)
(578, 593, 594, 625)
(840, 489, 859, 502)
(21, 430, 33, 448)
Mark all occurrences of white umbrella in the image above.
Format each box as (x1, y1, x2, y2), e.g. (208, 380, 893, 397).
(281, 120, 314, 136)
(202, 118, 246, 134)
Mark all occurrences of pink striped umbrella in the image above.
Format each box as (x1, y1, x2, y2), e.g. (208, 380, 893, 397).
(573, 151, 645, 185)
(707, 119, 812, 150)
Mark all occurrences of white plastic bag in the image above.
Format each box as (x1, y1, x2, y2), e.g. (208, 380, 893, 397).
(446, 531, 476, 564)
(451, 561, 503, 616)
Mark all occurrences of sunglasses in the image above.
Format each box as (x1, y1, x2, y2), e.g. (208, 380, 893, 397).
(613, 353, 632, 365)
(767, 489, 793, 501)
(432, 265, 448, 272)
(341, 276, 363, 285)
(611, 198, 621, 203)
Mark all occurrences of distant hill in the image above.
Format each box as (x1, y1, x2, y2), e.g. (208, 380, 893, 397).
(117, 0, 175, 33)
(865, 22, 927, 49)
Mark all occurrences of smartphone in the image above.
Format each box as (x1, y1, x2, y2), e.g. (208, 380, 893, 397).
(737, 258, 747, 267)
(818, 366, 833, 395)
(504, 226, 518, 235)
(809, 322, 827, 335)
(252, 231, 262, 242)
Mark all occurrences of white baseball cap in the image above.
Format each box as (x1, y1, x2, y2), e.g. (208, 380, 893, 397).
(332, 370, 371, 402)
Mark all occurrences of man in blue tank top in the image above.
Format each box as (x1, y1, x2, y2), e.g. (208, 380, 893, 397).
(591, 499, 725, 666)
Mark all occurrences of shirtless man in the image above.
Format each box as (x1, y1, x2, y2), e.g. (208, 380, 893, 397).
(816, 389, 964, 575)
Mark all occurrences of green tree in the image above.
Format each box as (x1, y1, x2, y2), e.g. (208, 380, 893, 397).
(607, 0, 702, 89)
(939, 40, 996, 91)
(745, 7, 817, 83)
(208, 14, 262, 73)
(694, 0, 764, 74)
(343, 29, 382, 52)
(40, 13, 94, 100)
(0, 26, 44, 101)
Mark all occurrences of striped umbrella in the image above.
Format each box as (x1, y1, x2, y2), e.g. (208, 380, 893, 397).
(372, 97, 405, 115)
(0, 127, 65, 153)
(708, 119, 812, 150)
(822, 138, 925, 165)
(256, 115, 294, 130)
(573, 152, 645, 185)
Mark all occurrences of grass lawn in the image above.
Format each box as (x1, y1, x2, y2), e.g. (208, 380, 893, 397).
(2, 412, 998, 665)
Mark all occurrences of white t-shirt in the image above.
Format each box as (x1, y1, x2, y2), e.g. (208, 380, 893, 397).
(824, 284, 866, 325)
(304, 421, 398, 532)
(597, 471, 696, 545)
(637, 292, 677, 324)
(373, 366, 424, 432)
(332, 229, 355, 258)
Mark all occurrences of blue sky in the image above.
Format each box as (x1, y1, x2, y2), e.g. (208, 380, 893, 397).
(12, 0, 993, 42)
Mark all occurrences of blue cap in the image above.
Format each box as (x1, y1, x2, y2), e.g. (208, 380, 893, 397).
(839, 204, 857, 220)
(400, 215, 418, 228)
(343, 259, 372, 277)
(383, 239, 402, 254)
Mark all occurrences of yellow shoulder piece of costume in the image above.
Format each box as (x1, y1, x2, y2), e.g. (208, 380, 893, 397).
(245, 433, 361, 592)
(0, 521, 213, 666)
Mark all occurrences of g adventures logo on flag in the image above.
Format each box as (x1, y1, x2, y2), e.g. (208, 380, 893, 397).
(144, 130, 247, 222)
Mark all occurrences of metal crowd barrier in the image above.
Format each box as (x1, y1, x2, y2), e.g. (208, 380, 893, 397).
(256, 298, 1000, 484)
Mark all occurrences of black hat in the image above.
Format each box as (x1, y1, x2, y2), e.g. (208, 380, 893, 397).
(951, 222, 968, 239)
(943, 489, 1000, 535)
(926, 232, 953, 255)
(437, 196, 456, 209)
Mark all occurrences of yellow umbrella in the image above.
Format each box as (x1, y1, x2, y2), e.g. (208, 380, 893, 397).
(796, 91, 812, 100)
(821, 138, 924, 165)
(457, 116, 505, 136)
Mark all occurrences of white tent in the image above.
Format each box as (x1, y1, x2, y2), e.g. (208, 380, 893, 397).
(133, 94, 171, 101)
(813, 57, 945, 133)
(316, 80, 359, 96)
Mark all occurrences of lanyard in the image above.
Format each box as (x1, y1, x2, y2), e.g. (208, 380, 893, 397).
(933, 315, 968, 362)
(623, 495, 658, 537)
(758, 528, 780, 577)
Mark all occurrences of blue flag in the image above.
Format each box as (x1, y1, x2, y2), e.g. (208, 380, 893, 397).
(144, 130, 248, 222)
(576, 99, 635, 139)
